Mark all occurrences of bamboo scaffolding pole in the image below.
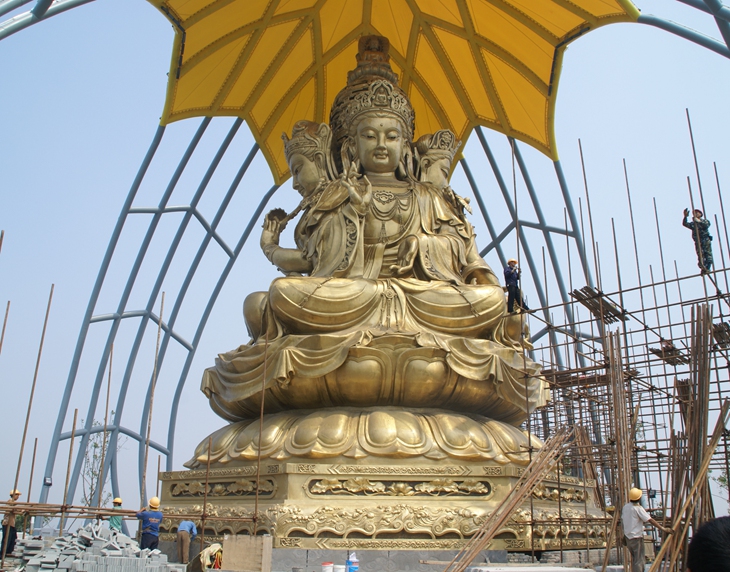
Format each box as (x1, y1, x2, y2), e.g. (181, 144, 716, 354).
(200, 437, 212, 551)
(13, 285, 53, 501)
(442, 426, 574, 572)
(59, 408, 78, 537)
(0, 301, 9, 358)
(24, 438, 37, 538)
(141, 294, 164, 508)
(253, 328, 269, 534)
(97, 344, 113, 509)
(649, 398, 730, 572)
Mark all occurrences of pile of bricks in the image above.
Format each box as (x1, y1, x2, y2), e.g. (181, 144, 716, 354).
(11, 523, 185, 572)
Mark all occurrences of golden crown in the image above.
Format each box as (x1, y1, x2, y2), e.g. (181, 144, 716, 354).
(416, 129, 460, 161)
(330, 36, 415, 163)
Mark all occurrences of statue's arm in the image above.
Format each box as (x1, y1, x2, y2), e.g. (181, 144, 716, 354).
(260, 210, 313, 273)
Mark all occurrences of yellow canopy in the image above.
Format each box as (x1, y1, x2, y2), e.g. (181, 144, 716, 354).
(149, 0, 639, 184)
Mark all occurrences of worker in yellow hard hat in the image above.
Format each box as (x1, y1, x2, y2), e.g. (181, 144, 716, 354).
(136, 497, 163, 550)
(108, 497, 123, 533)
(621, 487, 672, 572)
(2, 490, 21, 558)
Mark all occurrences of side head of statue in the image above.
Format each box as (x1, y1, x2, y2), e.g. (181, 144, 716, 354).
(415, 129, 460, 189)
(329, 35, 416, 180)
(282, 120, 336, 197)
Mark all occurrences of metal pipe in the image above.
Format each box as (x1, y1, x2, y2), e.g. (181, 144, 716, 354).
(39, 125, 165, 510)
(165, 180, 279, 470)
(638, 14, 730, 59)
(0, 0, 95, 41)
(0, 0, 32, 19)
(30, 0, 52, 18)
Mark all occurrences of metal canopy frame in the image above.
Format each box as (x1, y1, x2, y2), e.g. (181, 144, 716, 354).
(2, 0, 729, 509)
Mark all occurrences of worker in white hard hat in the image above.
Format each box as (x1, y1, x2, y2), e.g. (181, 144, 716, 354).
(621, 487, 672, 572)
(108, 497, 123, 532)
(1, 489, 21, 558)
(136, 497, 163, 550)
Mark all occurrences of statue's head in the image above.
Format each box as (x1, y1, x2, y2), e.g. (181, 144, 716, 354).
(330, 36, 415, 178)
(415, 130, 460, 189)
(282, 121, 335, 197)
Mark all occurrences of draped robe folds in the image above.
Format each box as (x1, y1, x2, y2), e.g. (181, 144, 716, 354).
(203, 178, 548, 425)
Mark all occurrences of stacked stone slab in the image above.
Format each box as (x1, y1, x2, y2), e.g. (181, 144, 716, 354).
(12, 523, 185, 572)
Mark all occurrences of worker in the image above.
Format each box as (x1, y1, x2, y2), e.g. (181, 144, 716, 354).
(686, 516, 730, 572)
(108, 497, 123, 532)
(683, 208, 713, 272)
(1, 490, 20, 558)
(504, 258, 527, 313)
(621, 487, 672, 572)
(136, 497, 163, 550)
(177, 520, 197, 564)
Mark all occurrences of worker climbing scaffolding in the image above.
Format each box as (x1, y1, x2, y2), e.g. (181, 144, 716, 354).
(683, 208, 713, 272)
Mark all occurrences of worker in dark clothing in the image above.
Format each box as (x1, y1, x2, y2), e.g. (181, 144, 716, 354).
(683, 208, 713, 272)
(1, 490, 21, 558)
(504, 258, 527, 313)
(136, 497, 163, 550)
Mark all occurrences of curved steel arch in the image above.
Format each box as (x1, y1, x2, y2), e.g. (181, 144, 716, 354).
(7, 0, 726, 508)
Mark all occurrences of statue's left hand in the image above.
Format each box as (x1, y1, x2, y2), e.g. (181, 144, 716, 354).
(260, 211, 284, 249)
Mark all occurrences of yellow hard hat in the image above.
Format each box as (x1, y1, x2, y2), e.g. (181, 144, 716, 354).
(113, 497, 123, 505)
(629, 487, 643, 501)
(148, 496, 160, 509)
(9, 490, 21, 497)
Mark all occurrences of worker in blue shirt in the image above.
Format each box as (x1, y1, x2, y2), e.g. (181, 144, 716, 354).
(136, 497, 163, 550)
(177, 520, 197, 564)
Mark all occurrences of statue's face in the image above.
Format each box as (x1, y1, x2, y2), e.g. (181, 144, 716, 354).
(288, 152, 322, 197)
(355, 115, 404, 175)
(421, 156, 451, 189)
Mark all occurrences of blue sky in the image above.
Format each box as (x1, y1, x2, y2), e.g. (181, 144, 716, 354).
(2, 0, 730, 520)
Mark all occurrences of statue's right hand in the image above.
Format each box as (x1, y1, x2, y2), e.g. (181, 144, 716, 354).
(684, 208, 690, 217)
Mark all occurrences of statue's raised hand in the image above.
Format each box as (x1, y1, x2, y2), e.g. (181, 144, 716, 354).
(261, 208, 287, 250)
(341, 162, 371, 215)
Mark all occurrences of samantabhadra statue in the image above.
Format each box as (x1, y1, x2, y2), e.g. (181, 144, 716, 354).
(159, 36, 606, 552)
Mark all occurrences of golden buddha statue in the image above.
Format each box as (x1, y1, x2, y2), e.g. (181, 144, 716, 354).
(189, 35, 547, 466)
(156, 37, 615, 552)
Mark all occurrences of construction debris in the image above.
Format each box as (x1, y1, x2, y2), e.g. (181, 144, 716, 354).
(10, 523, 185, 572)
(569, 286, 627, 324)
